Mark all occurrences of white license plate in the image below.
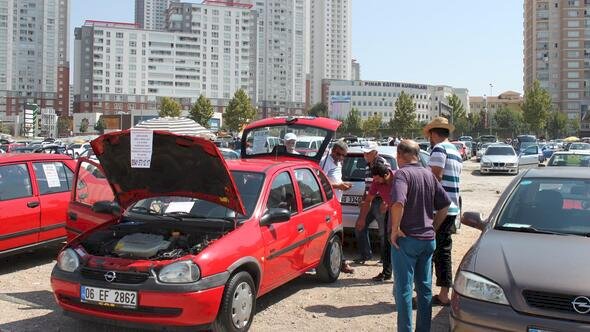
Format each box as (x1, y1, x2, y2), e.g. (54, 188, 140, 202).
(80, 285, 137, 308)
(528, 328, 553, 332)
(341, 195, 362, 205)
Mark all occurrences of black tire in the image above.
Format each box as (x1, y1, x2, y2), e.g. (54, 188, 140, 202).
(212, 271, 256, 332)
(317, 235, 342, 283)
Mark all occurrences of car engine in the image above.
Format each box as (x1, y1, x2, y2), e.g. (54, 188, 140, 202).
(113, 233, 171, 258)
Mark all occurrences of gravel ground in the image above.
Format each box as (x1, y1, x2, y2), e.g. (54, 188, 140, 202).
(0, 159, 514, 332)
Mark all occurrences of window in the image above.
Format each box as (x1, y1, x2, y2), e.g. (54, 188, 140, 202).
(314, 169, 334, 200)
(266, 172, 297, 214)
(294, 168, 323, 209)
(74, 161, 114, 206)
(0, 164, 32, 200)
(32, 162, 73, 195)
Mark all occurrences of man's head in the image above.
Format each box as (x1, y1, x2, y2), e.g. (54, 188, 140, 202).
(284, 133, 297, 152)
(331, 139, 348, 163)
(423, 117, 454, 146)
(361, 141, 379, 163)
(371, 161, 391, 184)
(396, 140, 421, 166)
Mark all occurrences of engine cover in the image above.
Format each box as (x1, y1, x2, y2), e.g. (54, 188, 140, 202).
(113, 233, 170, 258)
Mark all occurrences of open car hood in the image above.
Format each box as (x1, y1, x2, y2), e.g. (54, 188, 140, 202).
(91, 130, 245, 215)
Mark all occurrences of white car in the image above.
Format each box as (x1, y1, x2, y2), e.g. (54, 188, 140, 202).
(476, 143, 493, 162)
(568, 142, 590, 153)
(69, 142, 91, 158)
(480, 144, 538, 175)
(295, 136, 325, 154)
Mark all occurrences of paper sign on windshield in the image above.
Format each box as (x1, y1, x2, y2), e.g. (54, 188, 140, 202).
(130, 129, 153, 168)
(165, 201, 195, 213)
(42, 163, 61, 188)
(252, 130, 269, 154)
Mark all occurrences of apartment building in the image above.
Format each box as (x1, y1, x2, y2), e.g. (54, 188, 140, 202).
(524, 0, 590, 135)
(309, 0, 352, 105)
(0, 0, 70, 118)
(135, 0, 179, 30)
(469, 91, 523, 117)
(351, 59, 360, 81)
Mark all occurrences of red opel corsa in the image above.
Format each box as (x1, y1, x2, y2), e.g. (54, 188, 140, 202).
(51, 117, 344, 331)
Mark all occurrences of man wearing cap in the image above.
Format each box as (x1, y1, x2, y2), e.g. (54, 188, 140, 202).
(423, 117, 463, 306)
(284, 133, 299, 154)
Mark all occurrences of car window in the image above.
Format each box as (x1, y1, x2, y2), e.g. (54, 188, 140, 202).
(314, 168, 334, 200)
(548, 154, 590, 167)
(342, 155, 367, 181)
(32, 162, 73, 195)
(294, 168, 323, 210)
(75, 161, 115, 206)
(266, 172, 297, 214)
(0, 164, 33, 201)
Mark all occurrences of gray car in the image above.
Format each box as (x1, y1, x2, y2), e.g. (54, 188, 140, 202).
(451, 167, 590, 331)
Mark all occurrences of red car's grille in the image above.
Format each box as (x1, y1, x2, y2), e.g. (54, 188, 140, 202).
(523, 290, 583, 314)
(58, 295, 182, 317)
(81, 267, 150, 284)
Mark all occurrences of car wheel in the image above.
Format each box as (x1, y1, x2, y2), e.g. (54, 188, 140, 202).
(213, 271, 256, 332)
(317, 235, 342, 283)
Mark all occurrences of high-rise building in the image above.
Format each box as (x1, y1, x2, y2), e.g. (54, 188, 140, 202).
(351, 59, 360, 81)
(253, 0, 306, 117)
(309, 0, 352, 105)
(0, 0, 70, 118)
(523, 0, 590, 135)
(135, 0, 178, 30)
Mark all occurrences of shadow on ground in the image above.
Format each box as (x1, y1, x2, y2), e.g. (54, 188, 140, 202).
(305, 301, 395, 318)
(0, 244, 62, 275)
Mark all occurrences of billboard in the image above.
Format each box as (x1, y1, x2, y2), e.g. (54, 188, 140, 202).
(330, 96, 351, 120)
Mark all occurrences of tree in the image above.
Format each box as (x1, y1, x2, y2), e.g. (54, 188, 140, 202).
(341, 107, 362, 135)
(495, 107, 524, 138)
(0, 121, 10, 134)
(445, 94, 466, 124)
(362, 113, 382, 137)
(79, 118, 89, 133)
(57, 116, 73, 136)
(159, 97, 182, 117)
(392, 91, 417, 137)
(567, 118, 580, 136)
(522, 80, 552, 135)
(307, 102, 328, 117)
(94, 116, 106, 134)
(466, 112, 481, 135)
(223, 89, 257, 133)
(545, 110, 568, 139)
(189, 95, 214, 128)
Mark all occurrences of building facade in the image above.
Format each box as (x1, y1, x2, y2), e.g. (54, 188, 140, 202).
(523, 0, 590, 135)
(0, 0, 70, 119)
(322, 79, 470, 124)
(351, 59, 360, 81)
(469, 91, 523, 117)
(309, 0, 352, 105)
(135, 0, 178, 30)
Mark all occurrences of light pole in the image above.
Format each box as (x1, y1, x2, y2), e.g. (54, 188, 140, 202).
(488, 84, 494, 135)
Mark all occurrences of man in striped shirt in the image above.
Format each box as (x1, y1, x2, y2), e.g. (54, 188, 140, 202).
(424, 117, 462, 306)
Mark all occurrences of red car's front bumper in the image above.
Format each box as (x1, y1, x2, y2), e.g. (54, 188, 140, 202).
(51, 276, 224, 330)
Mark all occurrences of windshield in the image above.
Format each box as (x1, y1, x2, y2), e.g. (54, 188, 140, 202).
(342, 155, 397, 181)
(548, 154, 590, 167)
(481, 143, 492, 150)
(485, 146, 515, 156)
(479, 136, 497, 143)
(570, 143, 590, 150)
(497, 178, 590, 236)
(520, 142, 536, 150)
(126, 171, 264, 219)
(244, 125, 329, 157)
(517, 135, 536, 142)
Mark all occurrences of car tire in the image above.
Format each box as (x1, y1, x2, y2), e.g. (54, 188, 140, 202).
(316, 235, 342, 283)
(213, 271, 256, 332)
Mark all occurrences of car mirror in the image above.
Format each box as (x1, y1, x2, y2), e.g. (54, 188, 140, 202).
(92, 201, 121, 216)
(260, 208, 291, 226)
(461, 212, 488, 231)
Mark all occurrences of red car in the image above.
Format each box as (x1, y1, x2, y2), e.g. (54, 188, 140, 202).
(0, 153, 76, 257)
(51, 117, 343, 331)
(451, 141, 468, 161)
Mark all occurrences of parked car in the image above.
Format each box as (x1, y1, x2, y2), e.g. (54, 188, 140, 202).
(479, 144, 536, 175)
(69, 142, 91, 158)
(53, 117, 344, 331)
(547, 151, 590, 167)
(219, 148, 239, 160)
(476, 143, 493, 162)
(458, 136, 473, 142)
(541, 143, 560, 160)
(0, 153, 76, 257)
(451, 167, 590, 331)
(451, 141, 468, 161)
(461, 141, 473, 159)
(567, 142, 590, 153)
(295, 136, 325, 155)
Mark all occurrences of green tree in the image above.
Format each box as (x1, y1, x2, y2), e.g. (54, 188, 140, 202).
(189, 95, 214, 128)
(567, 118, 580, 136)
(495, 107, 524, 138)
(545, 110, 568, 139)
(445, 94, 466, 124)
(466, 112, 481, 135)
(522, 80, 552, 135)
(223, 89, 257, 133)
(341, 107, 362, 135)
(93, 116, 106, 134)
(159, 97, 182, 117)
(392, 91, 417, 137)
(307, 102, 328, 117)
(79, 118, 89, 133)
(57, 116, 73, 136)
(362, 113, 382, 137)
(0, 121, 10, 134)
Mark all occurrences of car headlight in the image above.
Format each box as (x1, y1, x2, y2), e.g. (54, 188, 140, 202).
(505, 163, 516, 167)
(454, 271, 509, 305)
(158, 261, 200, 283)
(482, 162, 492, 167)
(57, 248, 80, 272)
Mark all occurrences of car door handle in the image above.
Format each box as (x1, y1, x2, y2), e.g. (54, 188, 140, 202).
(297, 224, 304, 233)
(27, 201, 40, 208)
(325, 216, 331, 223)
(68, 212, 77, 221)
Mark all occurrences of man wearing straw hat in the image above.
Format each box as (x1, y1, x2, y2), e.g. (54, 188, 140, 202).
(423, 116, 463, 306)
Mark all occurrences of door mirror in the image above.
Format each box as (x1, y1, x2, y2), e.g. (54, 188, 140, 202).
(92, 201, 121, 216)
(461, 212, 488, 231)
(260, 208, 291, 226)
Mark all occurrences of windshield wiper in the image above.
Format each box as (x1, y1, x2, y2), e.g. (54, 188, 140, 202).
(129, 206, 160, 215)
(495, 225, 570, 236)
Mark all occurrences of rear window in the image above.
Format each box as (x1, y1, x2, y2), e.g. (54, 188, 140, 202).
(485, 147, 515, 156)
(342, 155, 397, 181)
(548, 154, 590, 167)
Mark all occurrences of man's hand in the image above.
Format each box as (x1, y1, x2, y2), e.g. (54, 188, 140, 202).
(341, 182, 352, 191)
(355, 219, 365, 231)
(379, 202, 388, 214)
(390, 228, 406, 249)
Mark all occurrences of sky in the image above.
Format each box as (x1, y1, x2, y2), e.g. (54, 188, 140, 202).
(70, 0, 524, 97)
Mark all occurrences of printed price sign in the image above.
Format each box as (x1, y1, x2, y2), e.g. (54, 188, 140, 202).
(130, 129, 153, 168)
(42, 163, 62, 188)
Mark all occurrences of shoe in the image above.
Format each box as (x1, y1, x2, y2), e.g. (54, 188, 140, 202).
(371, 272, 392, 282)
(340, 262, 354, 274)
(433, 295, 451, 306)
(352, 258, 368, 265)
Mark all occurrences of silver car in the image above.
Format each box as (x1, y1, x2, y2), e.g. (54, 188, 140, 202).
(480, 144, 539, 175)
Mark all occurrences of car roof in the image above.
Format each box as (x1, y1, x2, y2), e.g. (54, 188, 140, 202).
(225, 158, 318, 174)
(347, 145, 397, 158)
(523, 167, 590, 179)
(488, 143, 513, 147)
(0, 153, 73, 163)
(551, 150, 590, 155)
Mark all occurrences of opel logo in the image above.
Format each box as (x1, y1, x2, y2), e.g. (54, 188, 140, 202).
(572, 296, 590, 314)
(104, 271, 117, 283)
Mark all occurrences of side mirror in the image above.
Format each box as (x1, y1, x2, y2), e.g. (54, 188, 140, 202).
(92, 201, 121, 216)
(461, 212, 488, 231)
(260, 208, 291, 226)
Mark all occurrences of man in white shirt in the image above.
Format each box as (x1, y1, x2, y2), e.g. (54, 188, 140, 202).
(284, 133, 300, 155)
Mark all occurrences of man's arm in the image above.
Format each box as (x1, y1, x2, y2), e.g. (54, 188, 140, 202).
(429, 145, 447, 182)
(389, 202, 405, 249)
(430, 166, 444, 181)
(355, 194, 375, 230)
(433, 206, 449, 231)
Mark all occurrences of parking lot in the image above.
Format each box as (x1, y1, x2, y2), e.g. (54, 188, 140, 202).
(0, 159, 513, 332)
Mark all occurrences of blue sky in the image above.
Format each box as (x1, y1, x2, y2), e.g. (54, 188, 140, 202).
(70, 0, 524, 96)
